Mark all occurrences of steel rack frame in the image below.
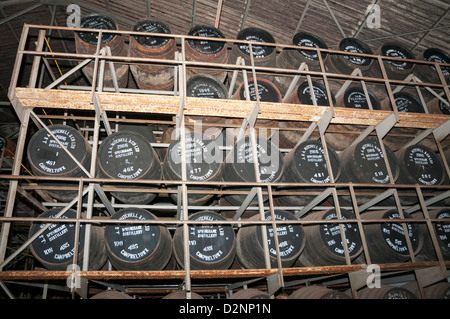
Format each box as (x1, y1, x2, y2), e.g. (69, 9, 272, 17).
(0, 23, 449, 299)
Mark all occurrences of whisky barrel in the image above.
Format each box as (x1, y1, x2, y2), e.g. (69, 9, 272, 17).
(395, 144, 445, 186)
(129, 19, 176, 91)
(372, 42, 415, 80)
(229, 288, 270, 299)
(381, 88, 435, 151)
(325, 38, 374, 75)
(288, 286, 351, 299)
(75, 13, 129, 88)
(157, 124, 224, 161)
(222, 136, 283, 206)
(279, 79, 334, 149)
(233, 77, 282, 103)
(230, 27, 277, 82)
(414, 210, 448, 263)
(336, 85, 381, 110)
(116, 122, 156, 144)
(186, 74, 228, 100)
(275, 32, 328, 92)
(404, 281, 450, 299)
(90, 290, 133, 299)
(233, 77, 281, 126)
(421, 209, 450, 260)
(27, 124, 91, 179)
(381, 91, 425, 113)
(186, 25, 228, 82)
(380, 92, 427, 153)
(358, 284, 417, 299)
(395, 145, 445, 205)
(339, 137, 399, 184)
(426, 96, 450, 115)
(236, 210, 305, 269)
(27, 124, 91, 202)
(0, 135, 16, 158)
(163, 133, 222, 205)
(162, 291, 204, 299)
(414, 48, 450, 83)
(276, 140, 341, 207)
(285, 80, 335, 106)
(29, 208, 107, 271)
(277, 121, 313, 150)
(361, 209, 423, 263)
(424, 282, 450, 299)
(326, 86, 382, 152)
(338, 137, 399, 205)
(104, 208, 172, 270)
(173, 211, 236, 270)
(297, 209, 363, 266)
(185, 74, 229, 124)
(97, 130, 162, 204)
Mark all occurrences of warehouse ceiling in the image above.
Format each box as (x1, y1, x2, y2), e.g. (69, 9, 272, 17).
(0, 0, 450, 138)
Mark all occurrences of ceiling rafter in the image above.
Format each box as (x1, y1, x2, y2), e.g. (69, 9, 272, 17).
(411, 5, 450, 50)
(322, 0, 346, 38)
(238, 0, 251, 32)
(293, 0, 312, 37)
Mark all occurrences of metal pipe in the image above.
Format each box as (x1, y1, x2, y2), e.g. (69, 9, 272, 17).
(215, 0, 223, 28)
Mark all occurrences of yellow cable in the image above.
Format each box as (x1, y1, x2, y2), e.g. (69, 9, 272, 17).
(43, 36, 67, 125)
(5, 148, 34, 176)
(41, 108, 53, 125)
(44, 37, 66, 84)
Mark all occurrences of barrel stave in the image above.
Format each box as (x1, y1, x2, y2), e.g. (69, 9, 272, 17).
(75, 13, 129, 88)
(186, 25, 228, 82)
(129, 19, 176, 91)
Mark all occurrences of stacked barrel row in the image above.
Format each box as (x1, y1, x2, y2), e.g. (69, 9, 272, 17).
(90, 280, 450, 299)
(26, 204, 450, 272)
(74, 14, 229, 92)
(27, 123, 448, 207)
(286, 282, 450, 299)
(26, 124, 450, 272)
(73, 14, 450, 117)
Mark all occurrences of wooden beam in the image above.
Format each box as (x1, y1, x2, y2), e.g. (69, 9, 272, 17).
(13, 88, 449, 129)
(0, 261, 447, 281)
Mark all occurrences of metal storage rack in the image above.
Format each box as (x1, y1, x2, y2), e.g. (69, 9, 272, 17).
(0, 23, 449, 299)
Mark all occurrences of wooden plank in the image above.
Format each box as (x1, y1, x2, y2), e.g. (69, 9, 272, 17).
(14, 88, 449, 129)
(0, 261, 448, 281)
